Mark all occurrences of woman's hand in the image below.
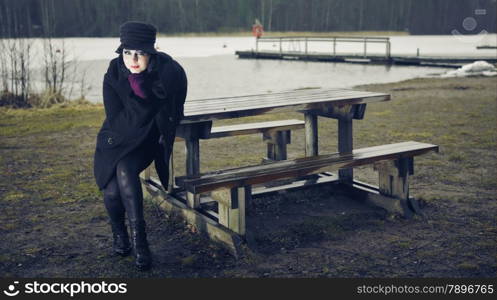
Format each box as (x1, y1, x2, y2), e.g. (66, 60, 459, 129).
(128, 73, 148, 99)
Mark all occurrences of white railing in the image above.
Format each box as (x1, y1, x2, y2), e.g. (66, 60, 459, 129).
(255, 36, 391, 58)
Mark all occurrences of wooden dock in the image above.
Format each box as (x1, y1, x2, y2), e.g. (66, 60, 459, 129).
(235, 36, 497, 68)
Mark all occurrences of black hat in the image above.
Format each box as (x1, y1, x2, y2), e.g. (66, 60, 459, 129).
(115, 21, 157, 54)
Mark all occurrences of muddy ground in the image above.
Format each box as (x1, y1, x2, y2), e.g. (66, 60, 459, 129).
(0, 76, 495, 278)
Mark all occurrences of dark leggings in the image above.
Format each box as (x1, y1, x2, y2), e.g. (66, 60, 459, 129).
(102, 146, 156, 224)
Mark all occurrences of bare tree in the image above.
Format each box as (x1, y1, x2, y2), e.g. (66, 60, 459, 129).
(0, 1, 33, 107)
(38, 0, 76, 106)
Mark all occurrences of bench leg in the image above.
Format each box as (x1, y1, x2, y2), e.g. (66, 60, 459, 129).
(305, 113, 318, 157)
(167, 151, 175, 193)
(264, 130, 290, 161)
(211, 186, 250, 235)
(186, 192, 200, 209)
(185, 138, 201, 208)
(338, 118, 353, 182)
(180, 122, 212, 209)
(374, 157, 415, 217)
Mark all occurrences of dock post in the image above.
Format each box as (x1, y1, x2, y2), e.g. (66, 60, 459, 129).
(386, 38, 391, 59)
(363, 37, 367, 57)
(255, 38, 259, 54)
(279, 37, 282, 56)
(333, 37, 336, 56)
(305, 37, 308, 56)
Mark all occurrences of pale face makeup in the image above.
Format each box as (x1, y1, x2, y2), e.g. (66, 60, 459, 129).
(122, 49, 150, 73)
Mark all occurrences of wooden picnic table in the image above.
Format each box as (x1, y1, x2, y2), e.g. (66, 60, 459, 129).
(177, 87, 390, 183)
(141, 87, 440, 256)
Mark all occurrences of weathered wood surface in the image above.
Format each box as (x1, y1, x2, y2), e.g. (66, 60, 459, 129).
(374, 157, 415, 216)
(209, 119, 304, 139)
(305, 113, 318, 156)
(251, 172, 339, 196)
(312, 104, 367, 120)
(167, 152, 175, 192)
(181, 124, 203, 208)
(338, 117, 354, 182)
(176, 141, 439, 194)
(176, 121, 212, 139)
(264, 130, 291, 161)
(211, 186, 250, 235)
(141, 177, 242, 257)
(181, 88, 390, 123)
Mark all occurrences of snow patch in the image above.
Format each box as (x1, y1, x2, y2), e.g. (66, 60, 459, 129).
(442, 60, 497, 77)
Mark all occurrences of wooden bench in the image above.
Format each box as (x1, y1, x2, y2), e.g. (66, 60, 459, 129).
(175, 119, 305, 161)
(210, 119, 304, 161)
(176, 141, 439, 236)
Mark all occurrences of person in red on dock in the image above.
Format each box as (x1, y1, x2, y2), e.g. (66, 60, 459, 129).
(252, 18, 264, 38)
(93, 21, 187, 271)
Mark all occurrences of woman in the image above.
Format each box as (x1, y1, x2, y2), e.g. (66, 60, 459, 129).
(93, 21, 187, 270)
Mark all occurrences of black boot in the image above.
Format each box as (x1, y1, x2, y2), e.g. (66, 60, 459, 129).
(129, 220, 152, 270)
(110, 220, 132, 256)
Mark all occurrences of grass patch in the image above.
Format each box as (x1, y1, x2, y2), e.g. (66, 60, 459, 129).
(457, 262, 480, 271)
(2, 191, 27, 202)
(0, 104, 102, 137)
(448, 152, 466, 163)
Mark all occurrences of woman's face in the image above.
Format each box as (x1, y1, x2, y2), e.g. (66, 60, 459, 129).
(122, 49, 150, 73)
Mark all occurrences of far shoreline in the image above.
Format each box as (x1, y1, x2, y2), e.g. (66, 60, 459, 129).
(157, 30, 411, 38)
(1, 31, 410, 39)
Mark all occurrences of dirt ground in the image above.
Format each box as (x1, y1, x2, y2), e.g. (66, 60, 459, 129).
(0, 76, 495, 278)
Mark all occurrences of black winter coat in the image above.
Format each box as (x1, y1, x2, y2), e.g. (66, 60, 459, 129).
(93, 52, 187, 191)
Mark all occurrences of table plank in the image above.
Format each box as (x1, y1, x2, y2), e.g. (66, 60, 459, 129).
(186, 88, 371, 105)
(187, 87, 377, 104)
(185, 89, 387, 111)
(185, 90, 377, 112)
(182, 88, 389, 123)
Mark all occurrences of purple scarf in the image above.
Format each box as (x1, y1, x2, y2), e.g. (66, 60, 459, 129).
(128, 73, 147, 99)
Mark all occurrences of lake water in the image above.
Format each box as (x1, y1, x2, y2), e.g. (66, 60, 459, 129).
(10, 34, 497, 102)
